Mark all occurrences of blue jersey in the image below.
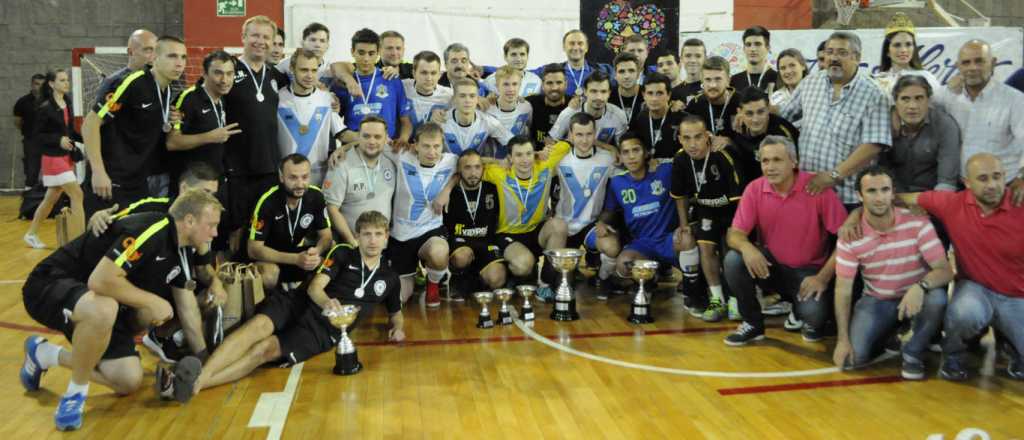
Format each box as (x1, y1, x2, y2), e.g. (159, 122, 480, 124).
(333, 67, 411, 139)
(605, 161, 677, 239)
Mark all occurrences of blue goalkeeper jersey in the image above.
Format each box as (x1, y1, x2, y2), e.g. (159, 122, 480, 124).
(604, 161, 678, 239)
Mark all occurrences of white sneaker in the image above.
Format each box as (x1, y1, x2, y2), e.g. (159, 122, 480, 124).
(762, 301, 792, 316)
(23, 233, 46, 249)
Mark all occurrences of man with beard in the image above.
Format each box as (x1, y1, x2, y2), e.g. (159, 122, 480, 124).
(247, 154, 333, 290)
(83, 36, 188, 216)
(722, 86, 799, 184)
(437, 43, 488, 96)
(832, 167, 952, 380)
(610, 53, 643, 126)
(549, 71, 627, 149)
(685, 57, 738, 139)
(780, 31, 891, 211)
(277, 49, 345, 185)
(525, 64, 569, 148)
(403, 51, 453, 130)
(444, 150, 505, 299)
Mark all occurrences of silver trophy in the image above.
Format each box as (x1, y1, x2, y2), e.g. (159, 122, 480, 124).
(473, 291, 495, 329)
(627, 260, 659, 324)
(494, 288, 514, 325)
(544, 248, 583, 321)
(515, 284, 537, 322)
(324, 304, 363, 375)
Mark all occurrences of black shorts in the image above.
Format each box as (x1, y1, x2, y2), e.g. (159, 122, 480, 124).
(566, 222, 598, 250)
(258, 292, 336, 366)
(388, 226, 448, 276)
(226, 173, 277, 231)
(496, 225, 544, 257)
(22, 265, 139, 360)
(450, 237, 504, 274)
(693, 208, 734, 246)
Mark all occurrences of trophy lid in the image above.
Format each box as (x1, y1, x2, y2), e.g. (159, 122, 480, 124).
(544, 248, 584, 259)
(473, 291, 494, 303)
(493, 288, 514, 300)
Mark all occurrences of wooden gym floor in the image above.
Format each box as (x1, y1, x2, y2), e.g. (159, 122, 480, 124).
(0, 196, 1020, 439)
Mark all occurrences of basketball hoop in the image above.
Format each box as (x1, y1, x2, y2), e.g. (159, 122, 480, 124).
(834, 0, 859, 27)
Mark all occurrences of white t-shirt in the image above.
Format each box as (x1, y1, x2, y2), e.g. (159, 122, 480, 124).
(322, 150, 397, 235)
(388, 150, 458, 241)
(549, 104, 629, 145)
(555, 148, 616, 235)
(277, 87, 344, 185)
(483, 69, 543, 97)
(442, 109, 515, 156)
(402, 79, 452, 128)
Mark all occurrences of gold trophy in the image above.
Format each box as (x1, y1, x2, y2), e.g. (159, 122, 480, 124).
(627, 260, 659, 324)
(515, 284, 537, 322)
(544, 249, 583, 321)
(473, 291, 495, 329)
(494, 288, 514, 325)
(323, 304, 363, 375)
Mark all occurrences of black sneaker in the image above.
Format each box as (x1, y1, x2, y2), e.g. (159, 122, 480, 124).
(901, 354, 925, 380)
(1008, 357, 1024, 380)
(724, 322, 765, 346)
(939, 356, 968, 382)
(143, 329, 184, 364)
(801, 325, 824, 343)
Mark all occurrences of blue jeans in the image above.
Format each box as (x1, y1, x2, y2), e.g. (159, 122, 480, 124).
(723, 249, 831, 330)
(943, 280, 1024, 362)
(848, 289, 947, 366)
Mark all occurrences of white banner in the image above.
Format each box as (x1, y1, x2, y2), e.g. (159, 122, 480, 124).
(689, 27, 1024, 84)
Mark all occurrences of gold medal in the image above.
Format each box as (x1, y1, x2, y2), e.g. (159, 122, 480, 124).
(299, 124, 309, 135)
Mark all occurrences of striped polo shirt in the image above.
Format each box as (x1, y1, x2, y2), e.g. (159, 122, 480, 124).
(835, 208, 945, 299)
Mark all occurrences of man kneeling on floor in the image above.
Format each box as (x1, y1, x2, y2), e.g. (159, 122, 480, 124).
(192, 210, 404, 395)
(20, 189, 222, 430)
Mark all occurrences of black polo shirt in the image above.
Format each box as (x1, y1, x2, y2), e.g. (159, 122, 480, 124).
(730, 69, 779, 93)
(684, 93, 739, 136)
(609, 88, 643, 126)
(14, 93, 37, 138)
(375, 60, 414, 79)
(173, 84, 227, 175)
(525, 94, 568, 149)
(224, 58, 289, 177)
(93, 67, 170, 186)
(629, 109, 688, 159)
(721, 114, 800, 184)
(249, 184, 330, 254)
(39, 212, 197, 302)
(669, 149, 744, 219)
(110, 196, 215, 266)
(671, 81, 702, 105)
(318, 244, 401, 314)
(444, 181, 500, 246)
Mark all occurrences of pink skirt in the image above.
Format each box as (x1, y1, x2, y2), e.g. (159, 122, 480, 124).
(41, 155, 76, 187)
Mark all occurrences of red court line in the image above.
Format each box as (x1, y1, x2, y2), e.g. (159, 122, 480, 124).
(717, 375, 904, 396)
(0, 321, 59, 335)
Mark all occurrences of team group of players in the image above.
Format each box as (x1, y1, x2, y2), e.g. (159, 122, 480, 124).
(16, 13, 1024, 432)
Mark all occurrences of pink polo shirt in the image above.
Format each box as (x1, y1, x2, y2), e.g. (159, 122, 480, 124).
(731, 172, 848, 268)
(918, 190, 1024, 298)
(836, 208, 946, 299)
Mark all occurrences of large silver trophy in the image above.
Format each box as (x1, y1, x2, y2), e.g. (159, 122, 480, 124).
(544, 248, 583, 321)
(324, 304, 363, 375)
(473, 291, 495, 329)
(627, 260, 659, 324)
(494, 288, 514, 325)
(515, 284, 537, 322)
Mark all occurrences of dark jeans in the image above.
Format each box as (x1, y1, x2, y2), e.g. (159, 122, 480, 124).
(943, 280, 1024, 363)
(723, 248, 832, 330)
(23, 138, 40, 187)
(848, 289, 947, 365)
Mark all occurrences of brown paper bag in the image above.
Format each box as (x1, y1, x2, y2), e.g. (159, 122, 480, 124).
(219, 263, 245, 331)
(56, 207, 70, 247)
(241, 264, 266, 319)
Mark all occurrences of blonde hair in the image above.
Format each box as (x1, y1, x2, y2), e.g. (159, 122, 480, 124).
(494, 65, 523, 83)
(242, 15, 278, 37)
(169, 189, 224, 221)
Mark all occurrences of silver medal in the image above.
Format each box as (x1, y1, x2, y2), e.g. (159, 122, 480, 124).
(163, 122, 171, 133)
(256, 92, 265, 102)
(185, 279, 197, 291)
(354, 287, 365, 298)
(583, 188, 591, 197)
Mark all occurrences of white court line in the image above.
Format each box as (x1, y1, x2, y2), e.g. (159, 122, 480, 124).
(248, 362, 304, 440)
(512, 312, 896, 379)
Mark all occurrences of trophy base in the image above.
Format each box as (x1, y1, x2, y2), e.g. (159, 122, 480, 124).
(498, 311, 513, 325)
(521, 306, 535, 322)
(627, 304, 655, 324)
(333, 351, 363, 375)
(550, 299, 580, 321)
(477, 315, 495, 329)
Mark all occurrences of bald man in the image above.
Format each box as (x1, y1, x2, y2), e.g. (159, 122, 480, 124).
(841, 153, 1024, 381)
(934, 40, 1024, 200)
(94, 29, 157, 106)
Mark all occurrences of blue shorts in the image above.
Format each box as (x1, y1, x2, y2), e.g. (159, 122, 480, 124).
(624, 236, 677, 267)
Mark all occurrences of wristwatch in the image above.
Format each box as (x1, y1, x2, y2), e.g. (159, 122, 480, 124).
(829, 169, 842, 181)
(917, 279, 931, 290)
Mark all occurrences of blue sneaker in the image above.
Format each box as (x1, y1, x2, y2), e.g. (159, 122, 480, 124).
(20, 336, 47, 391)
(55, 392, 85, 431)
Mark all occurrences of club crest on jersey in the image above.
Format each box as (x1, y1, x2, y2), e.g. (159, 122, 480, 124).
(374, 280, 387, 296)
(383, 169, 393, 181)
(234, 70, 247, 83)
(650, 180, 665, 196)
(300, 213, 314, 229)
(375, 85, 389, 98)
(120, 237, 142, 262)
(166, 266, 181, 284)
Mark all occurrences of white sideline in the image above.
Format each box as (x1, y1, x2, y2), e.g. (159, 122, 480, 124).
(248, 362, 304, 440)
